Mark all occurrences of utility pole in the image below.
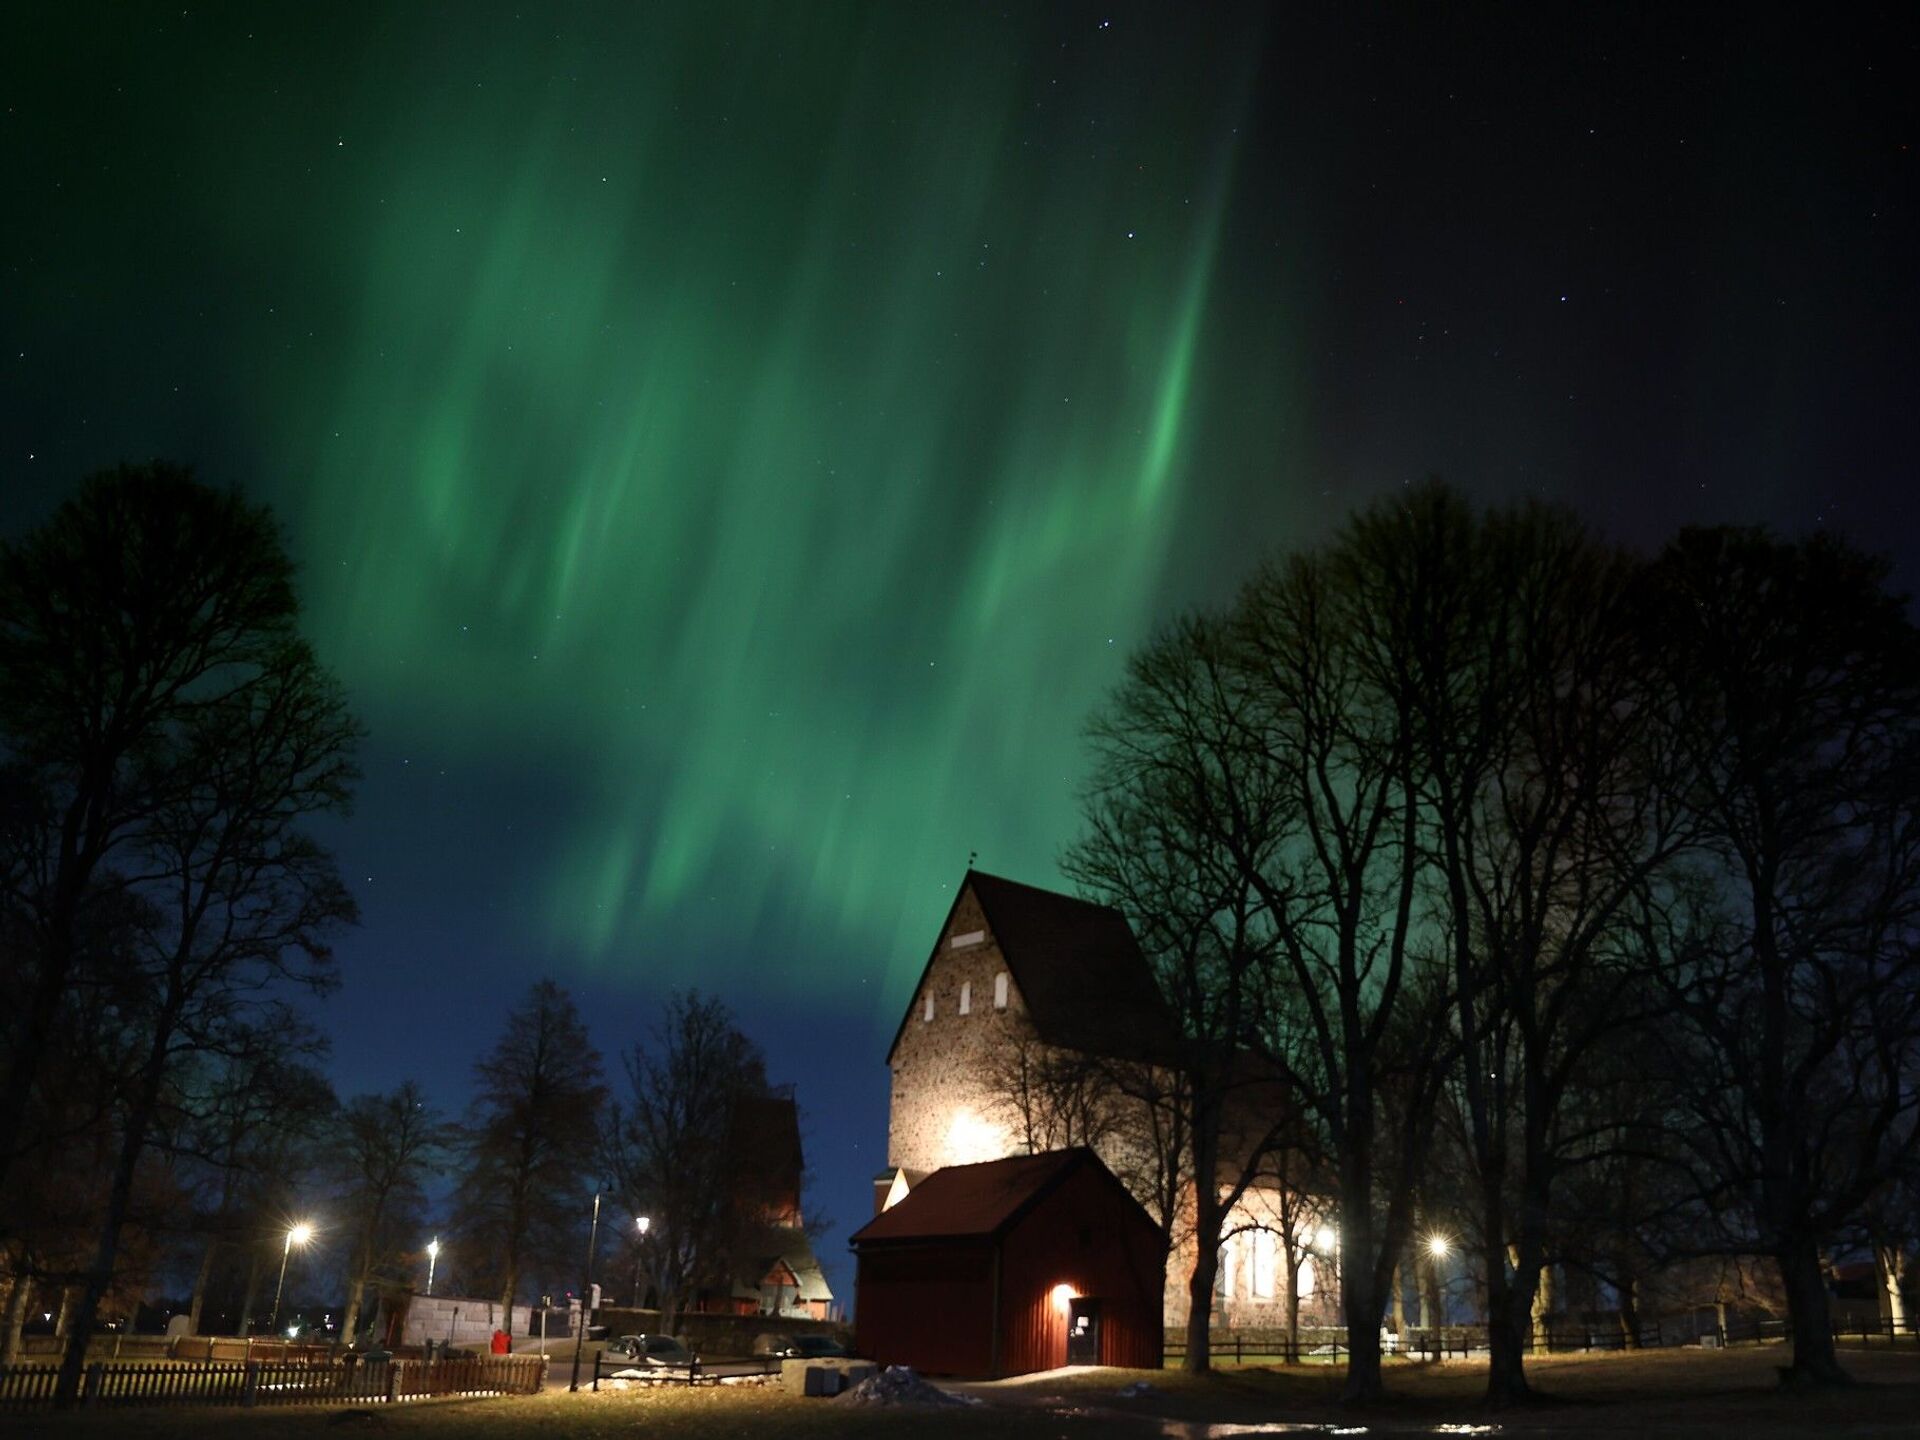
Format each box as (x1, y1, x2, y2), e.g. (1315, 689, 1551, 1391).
(568, 1188, 605, 1393)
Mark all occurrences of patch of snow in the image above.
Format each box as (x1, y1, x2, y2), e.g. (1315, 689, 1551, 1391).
(837, 1365, 979, 1407)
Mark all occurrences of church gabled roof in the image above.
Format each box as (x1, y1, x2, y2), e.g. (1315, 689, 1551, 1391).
(886, 870, 1179, 1064)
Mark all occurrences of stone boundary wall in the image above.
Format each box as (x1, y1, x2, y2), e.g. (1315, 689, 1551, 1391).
(400, 1294, 533, 1347)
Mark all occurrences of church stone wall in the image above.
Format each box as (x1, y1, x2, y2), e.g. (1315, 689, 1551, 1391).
(888, 888, 1034, 1175)
(886, 878, 1334, 1333)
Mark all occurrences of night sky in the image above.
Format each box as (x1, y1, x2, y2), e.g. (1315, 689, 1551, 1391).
(3, 3, 1916, 1299)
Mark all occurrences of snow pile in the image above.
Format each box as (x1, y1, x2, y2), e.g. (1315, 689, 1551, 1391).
(836, 1366, 975, 1407)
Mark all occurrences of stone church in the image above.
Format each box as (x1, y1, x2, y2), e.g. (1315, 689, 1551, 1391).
(875, 869, 1334, 1332)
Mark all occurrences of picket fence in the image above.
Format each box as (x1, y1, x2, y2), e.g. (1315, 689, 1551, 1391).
(0, 1353, 546, 1413)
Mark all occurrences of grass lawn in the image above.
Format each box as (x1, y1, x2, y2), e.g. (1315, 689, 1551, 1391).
(998, 1342, 1920, 1433)
(7, 1342, 1920, 1438)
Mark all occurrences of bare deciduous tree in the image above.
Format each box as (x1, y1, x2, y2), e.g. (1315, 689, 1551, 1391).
(333, 1081, 446, 1345)
(1643, 528, 1920, 1386)
(0, 467, 362, 1405)
(450, 980, 606, 1324)
(608, 991, 787, 1329)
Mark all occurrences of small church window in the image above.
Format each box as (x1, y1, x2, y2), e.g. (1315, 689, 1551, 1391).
(994, 972, 1009, 1009)
(923, 995, 934, 1023)
(959, 981, 972, 1015)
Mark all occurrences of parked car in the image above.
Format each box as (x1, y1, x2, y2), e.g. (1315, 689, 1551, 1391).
(756, 1332, 846, 1359)
(609, 1333, 696, 1368)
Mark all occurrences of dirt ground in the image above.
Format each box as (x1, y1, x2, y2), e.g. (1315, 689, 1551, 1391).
(8, 1341, 1920, 1438)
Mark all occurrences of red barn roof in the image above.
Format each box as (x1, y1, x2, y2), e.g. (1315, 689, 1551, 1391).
(851, 1148, 1142, 1245)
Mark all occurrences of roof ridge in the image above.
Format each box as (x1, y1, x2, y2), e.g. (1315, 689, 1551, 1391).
(968, 869, 1118, 913)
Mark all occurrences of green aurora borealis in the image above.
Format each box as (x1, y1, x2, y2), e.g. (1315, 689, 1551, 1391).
(7, 3, 1915, 1263)
(23, 3, 1289, 1015)
(295, 7, 1261, 982)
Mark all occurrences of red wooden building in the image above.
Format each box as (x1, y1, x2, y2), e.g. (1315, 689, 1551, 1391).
(850, 1148, 1163, 1377)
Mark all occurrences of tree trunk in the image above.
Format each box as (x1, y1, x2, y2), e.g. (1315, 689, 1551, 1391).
(341, 1272, 367, 1348)
(1339, 1187, 1383, 1403)
(1389, 1262, 1405, 1346)
(55, 1094, 156, 1404)
(1878, 1245, 1909, 1334)
(1183, 1231, 1220, 1374)
(1342, 1290, 1383, 1404)
(1286, 1256, 1303, 1364)
(1531, 1261, 1554, 1356)
(52, 1287, 73, 1338)
(55, 994, 184, 1407)
(1775, 1231, 1849, 1386)
(187, 1240, 219, 1336)
(0, 851, 91, 1201)
(498, 1261, 518, 1335)
(0, 1272, 31, 1363)
(1618, 1272, 1641, 1349)
(1485, 1284, 1534, 1405)
(238, 1246, 264, 1337)
(1420, 1251, 1441, 1331)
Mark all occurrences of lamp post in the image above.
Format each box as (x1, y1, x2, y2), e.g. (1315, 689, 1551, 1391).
(1424, 1233, 1451, 1331)
(426, 1237, 441, 1296)
(633, 1215, 651, 1308)
(568, 1185, 609, 1393)
(269, 1222, 314, 1332)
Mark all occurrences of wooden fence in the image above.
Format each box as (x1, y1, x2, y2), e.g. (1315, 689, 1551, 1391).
(9, 1334, 333, 1364)
(1167, 1313, 1919, 1367)
(0, 1354, 546, 1413)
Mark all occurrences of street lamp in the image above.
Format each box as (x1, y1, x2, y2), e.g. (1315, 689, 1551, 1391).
(568, 1183, 611, 1394)
(1426, 1233, 1451, 1259)
(270, 1222, 314, 1332)
(426, 1237, 441, 1295)
(633, 1215, 651, 1308)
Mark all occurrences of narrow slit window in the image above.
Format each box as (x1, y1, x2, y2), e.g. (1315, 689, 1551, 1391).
(959, 981, 972, 1015)
(994, 972, 1009, 1009)
(923, 995, 934, 1023)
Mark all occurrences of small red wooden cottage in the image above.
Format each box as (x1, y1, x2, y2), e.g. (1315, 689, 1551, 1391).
(850, 1148, 1163, 1377)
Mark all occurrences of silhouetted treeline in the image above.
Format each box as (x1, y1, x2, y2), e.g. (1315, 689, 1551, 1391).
(2, 474, 823, 1407)
(1074, 483, 1920, 1401)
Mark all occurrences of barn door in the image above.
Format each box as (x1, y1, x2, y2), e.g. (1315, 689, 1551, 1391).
(1067, 1297, 1101, 1365)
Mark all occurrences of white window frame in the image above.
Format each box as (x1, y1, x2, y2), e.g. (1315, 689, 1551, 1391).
(994, 972, 1009, 1009)
(959, 981, 972, 1015)
(923, 995, 934, 1023)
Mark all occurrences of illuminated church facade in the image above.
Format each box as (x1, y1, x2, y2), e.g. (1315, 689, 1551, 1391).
(875, 870, 1336, 1332)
